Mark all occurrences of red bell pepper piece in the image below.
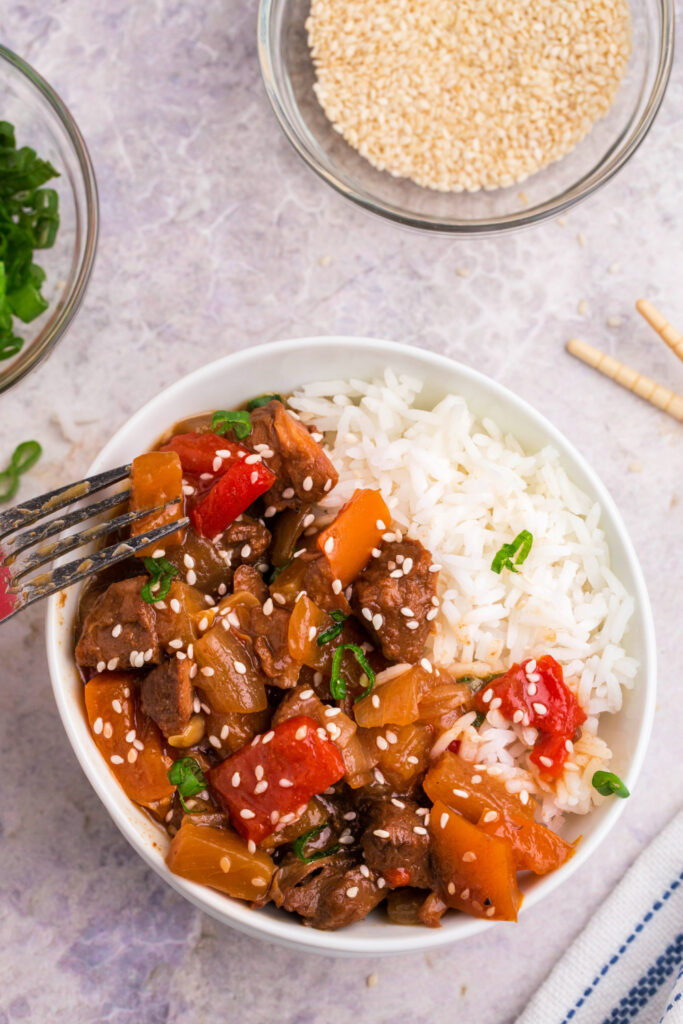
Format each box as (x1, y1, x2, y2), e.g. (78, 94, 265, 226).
(189, 458, 276, 537)
(529, 733, 573, 778)
(209, 715, 346, 844)
(384, 867, 412, 888)
(474, 655, 586, 776)
(161, 432, 249, 477)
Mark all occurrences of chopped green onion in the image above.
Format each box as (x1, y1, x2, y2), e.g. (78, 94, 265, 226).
(141, 555, 179, 604)
(491, 530, 534, 574)
(591, 770, 630, 799)
(472, 711, 486, 729)
(247, 393, 283, 412)
(211, 409, 252, 440)
(0, 439, 42, 503)
(293, 823, 340, 864)
(0, 122, 60, 357)
(316, 610, 349, 647)
(330, 643, 376, 701)
(168, 756, 208, 813)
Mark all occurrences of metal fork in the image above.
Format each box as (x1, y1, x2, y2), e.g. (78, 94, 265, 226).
(0, 464, 190, 625)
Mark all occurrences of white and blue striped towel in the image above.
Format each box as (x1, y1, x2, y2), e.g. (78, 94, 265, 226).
(517, 809, 683, 1024)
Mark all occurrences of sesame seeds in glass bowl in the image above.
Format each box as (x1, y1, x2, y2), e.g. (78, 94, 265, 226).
(258, 0, 673, 234)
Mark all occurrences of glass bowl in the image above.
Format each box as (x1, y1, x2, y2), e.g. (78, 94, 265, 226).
(258, 0, 674, 234)
(0, 45, 99, 394)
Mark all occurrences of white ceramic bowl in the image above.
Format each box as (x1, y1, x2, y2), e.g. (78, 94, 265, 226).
(46, 337, 656, 956)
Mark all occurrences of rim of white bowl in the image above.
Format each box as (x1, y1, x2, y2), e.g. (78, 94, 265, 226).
(45, 336, 657, 956)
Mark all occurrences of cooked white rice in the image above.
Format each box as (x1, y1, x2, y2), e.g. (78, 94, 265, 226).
(289, 371, 637, 824)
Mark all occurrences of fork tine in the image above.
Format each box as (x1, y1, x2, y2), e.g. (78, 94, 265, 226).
(11, 517, 190, 614)
(2, 489, 130, 562)
(0, 464, 130, 542)
(10, 500, 181, 580)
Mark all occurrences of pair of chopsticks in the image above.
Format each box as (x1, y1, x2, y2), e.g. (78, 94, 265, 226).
(567, 300, 683, 422)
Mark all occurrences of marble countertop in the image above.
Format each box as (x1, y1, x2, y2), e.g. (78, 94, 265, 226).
(2, 4, 682, 1022)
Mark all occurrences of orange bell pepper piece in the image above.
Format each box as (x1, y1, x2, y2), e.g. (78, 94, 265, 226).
(316, 488, 391, 586)
(130, 451, 185, 555)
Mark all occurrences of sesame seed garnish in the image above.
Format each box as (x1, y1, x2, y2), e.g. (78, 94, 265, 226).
(168, 637, 183, 650)
(376, 736, 388, 750)
(107, 658, 119, 671)
(324, 707, 341, 718)
(481, 689, 493, 704)
(201, 666, 215, 677)
(539, 756, 553, 767)
(241, 544, 251, 558)
(218, 583, 227, 596)
(302, 475, 313, 492)
(486, 906, 496, 917)
(375, 519, 386, 530)
(262, 597, 274, 616)
(406, 755, 419, 765)
(111, 623, 122, 639)
(93, 717, 103, 734)
(527, 682, 538, 696)
(420, 658, 433, 673)
(264, 505, 277, 518)
(240, 809, 255, 819)
(209, 735, 221, 748)
(532, 702, 548, 716)
(489, 697, 502, 710)
(270, 810, 280, 824)
(254, 780, 268, 794)
(110, 754, 124, 765)
(220, 725, 230, 740)
(447, 882, 456, 895)
(400, 607, 414, 618)
(295, 725, 308, 740)
(332, 578, 342, 594)
(127, 749, 138, 764)
(471, 774, 482, 784)
(377, 878, 386, 889)
(371, 694, 380, 708)
(361, 607, 373, 622)
(324, 479, 333, 492)
(112, 699, 122, 714)
(248, 840, 257, 855)
(372, 613, 383, 632)
(125, 729, 136, 743)
(273, 593, 286, 605)
(231, 772, 241, 787)
(245, 453, 261, 465)
(103, 723, 113, 739)
(403, 558, 413, 574)
(346, 886, 359, 898)
(374, 768, 386, 784)
(462, 851, 477, 862)
(97, 661, 105, 674)
(279, 778, 294, 787)
(300, 688, 314, 699)
(413, 826, 428, 835)
(389, 569, 402, 579)
(460, 888, 470, 900)
(482, 810, 499, 823)
(323, 537, 335, 554)
(234, 661, 247, 675)
(565, 739, 574, 752)
(183, 553, 195, 569)
(373, 829, 390, 839)
(512, 710, 524, 723)
(371, 547, 381, 558)
(520, 790, 530, 805)
(344, 810, 357, 820)
(391, 798, 405, 809)
(282, 486, 295, 499)
(262, 730, 274, 744)
(220, 856, 232, 873)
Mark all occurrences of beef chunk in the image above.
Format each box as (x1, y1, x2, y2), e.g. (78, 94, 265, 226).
(233, 564, 268, 602)
(274, 853, 385, 930)
(223, 515, 270, 567)
(140, 659, 194, 737)
(386, 888, 447, 928)
(249, 401, 338, 510)
(249, 604, 300, 689)
(352, 539, 439, 663)
(75, 576, 161, 669)
(360, 799, 433, 889)
(300, 554, 350, 615)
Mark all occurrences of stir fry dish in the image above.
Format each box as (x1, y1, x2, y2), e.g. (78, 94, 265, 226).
(74, 396, 582, 930)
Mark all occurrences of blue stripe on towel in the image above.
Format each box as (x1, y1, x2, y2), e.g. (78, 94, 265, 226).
(660, 963, 683, 1022)
(601, 933, 683, 1023)
(560, 873, 683, 1024)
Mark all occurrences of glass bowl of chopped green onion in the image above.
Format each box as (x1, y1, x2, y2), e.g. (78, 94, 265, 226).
(0, 45, 98, 393)
(258, 0, 674, 233)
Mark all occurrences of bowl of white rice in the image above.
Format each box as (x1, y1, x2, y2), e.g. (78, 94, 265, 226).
(46, 337, 656, 955)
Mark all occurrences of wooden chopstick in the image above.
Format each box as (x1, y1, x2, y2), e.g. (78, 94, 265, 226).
(567, 338, 683, 422)
(636, 299, 683, 363)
